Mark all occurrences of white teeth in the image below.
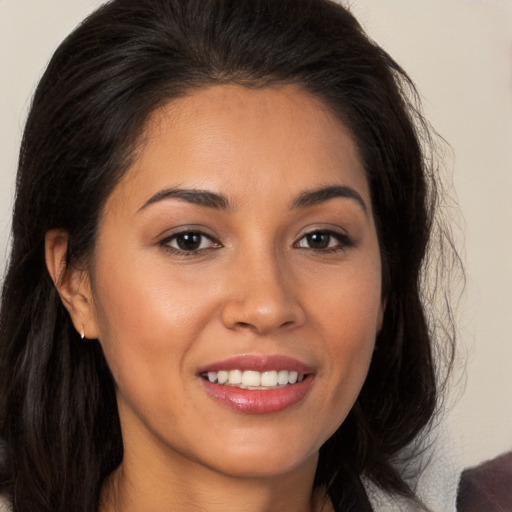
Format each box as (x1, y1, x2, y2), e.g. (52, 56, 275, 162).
(242, 370, 261, 387)
(260, 370, 278, 387)
(204, 369, 306, 388)
(277, 370, 289, 385)
(228, 369, 242, 385)
(217, 370, 228, 384)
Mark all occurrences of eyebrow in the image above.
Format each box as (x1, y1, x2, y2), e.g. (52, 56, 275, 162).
(138, 184, 367, 215)
(291, 185, 368, 214)
(138, 188, 231, 212)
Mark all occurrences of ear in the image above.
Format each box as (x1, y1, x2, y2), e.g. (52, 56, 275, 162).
(45, 229, 100, 340)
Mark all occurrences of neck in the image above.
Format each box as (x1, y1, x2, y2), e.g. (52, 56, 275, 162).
(100, 451, 329, 512)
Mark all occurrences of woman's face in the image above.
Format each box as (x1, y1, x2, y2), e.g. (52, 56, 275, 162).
(86, 84, 384, 479)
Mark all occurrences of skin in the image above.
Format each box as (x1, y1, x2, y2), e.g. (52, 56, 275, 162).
(46, 84, 384, 512)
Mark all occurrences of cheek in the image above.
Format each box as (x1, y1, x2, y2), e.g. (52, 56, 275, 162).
(90, 270, 206, 439)
(308, 259, 382, 422)
(320, 300, 378, 389)
(93, 243, 213, 335)
(89, 247, 238, 419)
(312, 253, 382, 343)
(93, 266, 162, 350)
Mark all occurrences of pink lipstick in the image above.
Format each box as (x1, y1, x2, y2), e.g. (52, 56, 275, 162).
(198, 355, 315, 414)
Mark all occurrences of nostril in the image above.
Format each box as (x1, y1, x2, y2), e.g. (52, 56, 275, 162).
(232, 318, 297, 334)
(221, 295, 306, 334)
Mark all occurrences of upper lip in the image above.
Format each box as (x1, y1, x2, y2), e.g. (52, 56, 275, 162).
(197, 354, 314, 374)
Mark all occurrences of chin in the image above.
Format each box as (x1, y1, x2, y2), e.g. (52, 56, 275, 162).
(193, 432, 322, 479)
(210, 450, 318, 480)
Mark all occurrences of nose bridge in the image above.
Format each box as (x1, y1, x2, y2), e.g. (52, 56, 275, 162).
(221, 242, 305, 334)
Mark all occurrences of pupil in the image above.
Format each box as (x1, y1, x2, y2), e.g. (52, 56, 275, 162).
(308, 232, 330, 249)
(177, 233, 201, 251)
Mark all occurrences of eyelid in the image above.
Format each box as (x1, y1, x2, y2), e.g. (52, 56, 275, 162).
(155, 223, 214, 239)
(294, 223, 350, 240)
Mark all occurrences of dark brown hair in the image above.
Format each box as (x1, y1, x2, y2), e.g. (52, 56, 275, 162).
(0, 1, 454, 510)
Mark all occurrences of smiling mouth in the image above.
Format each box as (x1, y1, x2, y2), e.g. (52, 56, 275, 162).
(201, 369, 307, 390)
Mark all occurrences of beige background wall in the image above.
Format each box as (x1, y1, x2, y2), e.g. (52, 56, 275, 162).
(1, 0, 511, 501)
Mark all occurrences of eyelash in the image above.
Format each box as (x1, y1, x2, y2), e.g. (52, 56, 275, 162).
(159, 230, 221, 256)
(294, 229, 353, 253)
(159, 229, 353, 257)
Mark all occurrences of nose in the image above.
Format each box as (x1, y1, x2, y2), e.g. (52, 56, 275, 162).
(220, 251, 306, 335)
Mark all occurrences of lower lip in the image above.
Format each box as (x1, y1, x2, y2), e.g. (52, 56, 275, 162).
(200, 376, 314, 414)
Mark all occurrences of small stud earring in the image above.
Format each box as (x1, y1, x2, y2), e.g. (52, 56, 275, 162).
(80, 329, 85, 340)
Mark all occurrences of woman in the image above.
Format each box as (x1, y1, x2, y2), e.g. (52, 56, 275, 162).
(0, 0, 454, 510)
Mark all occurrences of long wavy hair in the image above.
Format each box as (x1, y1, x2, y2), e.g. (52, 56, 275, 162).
(0, 0, 455, 510)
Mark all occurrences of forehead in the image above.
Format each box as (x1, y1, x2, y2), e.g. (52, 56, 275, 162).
(107, 84, 370, 213)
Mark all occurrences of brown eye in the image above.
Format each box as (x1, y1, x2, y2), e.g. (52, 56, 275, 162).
(295, 230, 351, 251)
(305, 232, 331, 249)
(174, 233, 203, 251)
(161, 231, 220, 254)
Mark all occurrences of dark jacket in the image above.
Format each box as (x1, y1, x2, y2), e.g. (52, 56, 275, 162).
(457, 451, 512, 512)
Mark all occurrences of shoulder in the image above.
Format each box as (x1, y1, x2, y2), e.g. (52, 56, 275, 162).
(366, 425, 460, 512)
(0, 494, 11, 512)
(457, 450, 512, 511)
